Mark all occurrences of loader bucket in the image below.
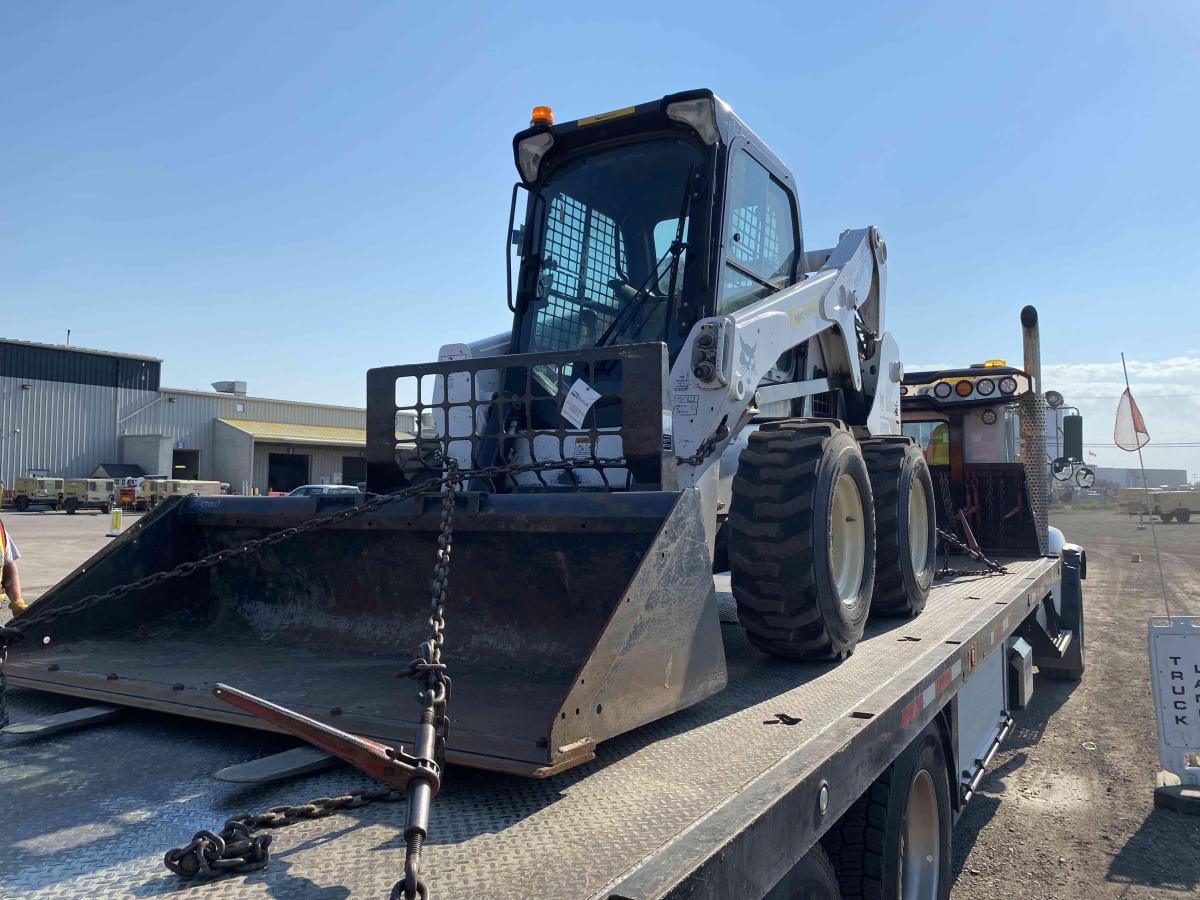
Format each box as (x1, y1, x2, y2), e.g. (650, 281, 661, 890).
(5, 489, 726, 776)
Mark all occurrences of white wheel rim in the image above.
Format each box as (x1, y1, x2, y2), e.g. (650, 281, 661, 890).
(900, 769, 941, 898)
(908, 477, 931, 574)
(830, 474, 866, 603)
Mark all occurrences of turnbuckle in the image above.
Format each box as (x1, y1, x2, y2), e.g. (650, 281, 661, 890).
(212, 684, 441, 797)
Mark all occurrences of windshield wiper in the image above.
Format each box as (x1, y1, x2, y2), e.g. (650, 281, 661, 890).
(594, 166, 695, 348)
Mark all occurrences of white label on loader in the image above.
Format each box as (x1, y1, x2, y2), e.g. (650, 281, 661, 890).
(561, 378, 602, 429)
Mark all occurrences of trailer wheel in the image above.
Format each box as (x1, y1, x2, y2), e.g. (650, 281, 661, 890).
(15, 495, 29, 512)
(64, 498, 79, 515)
(1159, 512, 1174, 523)
(729, 420, 876, 660)
(766, 844, 841, 899)
(862, 438, 936, 618)
(824, 720, 952, 900)
(1178, 510, 1191, 524)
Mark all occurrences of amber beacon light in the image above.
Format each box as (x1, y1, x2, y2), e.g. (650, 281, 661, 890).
(530, 105, 554, 126)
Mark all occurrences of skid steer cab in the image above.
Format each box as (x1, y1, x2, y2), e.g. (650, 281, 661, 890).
(6, 90, 938, 778)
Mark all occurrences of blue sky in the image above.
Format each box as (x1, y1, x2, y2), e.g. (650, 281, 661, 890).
(2, 1, 1198, 476)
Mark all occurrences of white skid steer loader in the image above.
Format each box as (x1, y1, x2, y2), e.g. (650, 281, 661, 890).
(6, 90, 937, 778)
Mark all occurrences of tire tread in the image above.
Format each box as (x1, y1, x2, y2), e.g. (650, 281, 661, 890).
(729, 420, 860, 660)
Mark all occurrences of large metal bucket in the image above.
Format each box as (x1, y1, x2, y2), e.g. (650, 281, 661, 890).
(6, 489, 726, 776)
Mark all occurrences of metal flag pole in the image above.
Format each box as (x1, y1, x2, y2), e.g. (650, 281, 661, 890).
(1121, 353, 1171, 619)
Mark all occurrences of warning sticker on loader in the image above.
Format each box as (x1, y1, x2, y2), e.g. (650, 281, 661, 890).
(572, 436, 594, 459)
(561, 378, 602, 429)
(674, 394, 699, 416)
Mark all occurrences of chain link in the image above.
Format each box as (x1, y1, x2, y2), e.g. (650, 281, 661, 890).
(163, 787, 406, 878)
(935, 527, 1008, 578)
(396, 457, 457, 900)
(0, 631, 12, 729)
(2, 456, 625, 641)
(136, 454, 621, 896)
(931, 471, 1007, 578)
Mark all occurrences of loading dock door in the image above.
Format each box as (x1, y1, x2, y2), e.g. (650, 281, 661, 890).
(342, 456, 367, 486)
(172, 449, 200, 480)
(268, 453, 309, 493)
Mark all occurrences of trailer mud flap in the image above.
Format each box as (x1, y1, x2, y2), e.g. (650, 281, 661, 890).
(5, 490, 726, 776)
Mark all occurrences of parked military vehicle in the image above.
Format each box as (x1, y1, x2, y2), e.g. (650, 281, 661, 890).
(8, 477, 64, 511)
(62, 478, 115, 514)
(1149, 488, 1198, 523)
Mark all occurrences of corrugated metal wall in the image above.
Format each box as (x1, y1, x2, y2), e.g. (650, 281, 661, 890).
(1, 375, 366, 489)
(0, 376, 158, 485)
(0, 340, 160, 390)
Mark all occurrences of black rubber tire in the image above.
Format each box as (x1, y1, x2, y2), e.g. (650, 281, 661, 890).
(766, 844, 841, 899)
(729, 420, 876, 660)
(65, 498, 79, 515)
(101, 503, 112, 514)
(1160, 513, 1174, 523)
(15, 496, 29, 512)
(1178, 510, 1191, 524)
(862, 438, 936, 618)
(823, 721, 952, 900)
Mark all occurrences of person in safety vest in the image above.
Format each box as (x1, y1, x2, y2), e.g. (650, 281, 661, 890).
(924, 422, 950, 465)
(0, 518, 26, 615)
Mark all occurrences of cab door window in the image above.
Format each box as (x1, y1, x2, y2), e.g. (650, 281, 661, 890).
(718, 150, 798, 314)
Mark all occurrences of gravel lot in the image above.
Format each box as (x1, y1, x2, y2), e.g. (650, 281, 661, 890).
(952, 508, 1200, 899)
(2, 506, 1197, 898)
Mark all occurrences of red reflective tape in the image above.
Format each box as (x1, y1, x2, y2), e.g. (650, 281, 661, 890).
(900, 696, 923, 728)
(935, 667, 954, 694)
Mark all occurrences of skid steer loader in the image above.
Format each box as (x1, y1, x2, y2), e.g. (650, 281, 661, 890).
(4, 89, 937, 777)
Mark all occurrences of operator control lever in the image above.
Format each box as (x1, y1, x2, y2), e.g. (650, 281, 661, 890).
(213, 683, 441, 796)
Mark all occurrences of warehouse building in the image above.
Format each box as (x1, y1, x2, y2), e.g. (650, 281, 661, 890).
(0, 338, 411, 494)
(1092, 466, 1188, 488)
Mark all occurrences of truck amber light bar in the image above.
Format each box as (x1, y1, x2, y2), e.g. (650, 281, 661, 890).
(901, 367, 1032, 409)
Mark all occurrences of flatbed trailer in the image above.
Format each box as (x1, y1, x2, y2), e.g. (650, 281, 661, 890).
(0, 549, 1084, 899)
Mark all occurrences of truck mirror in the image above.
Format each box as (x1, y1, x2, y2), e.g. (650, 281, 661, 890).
(1063, 414, 1083, 461)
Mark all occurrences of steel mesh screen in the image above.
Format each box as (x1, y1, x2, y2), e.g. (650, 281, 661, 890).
(368, 345, 671, 494)
(533, 194, 627, 352)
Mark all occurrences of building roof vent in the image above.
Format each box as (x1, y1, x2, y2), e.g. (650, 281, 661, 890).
(212, 380, 248, 396)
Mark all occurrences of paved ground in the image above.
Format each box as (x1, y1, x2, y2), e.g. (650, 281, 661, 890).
(1, 508, 142, 604)
(1, 507, 1197, 898)
(952, 509, 1200, 899)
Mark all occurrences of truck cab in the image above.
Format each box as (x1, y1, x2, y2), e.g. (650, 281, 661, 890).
(900, 362, 1042, 556)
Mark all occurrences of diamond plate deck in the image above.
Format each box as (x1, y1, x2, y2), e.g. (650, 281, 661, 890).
(0, 558, 1057, 899)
